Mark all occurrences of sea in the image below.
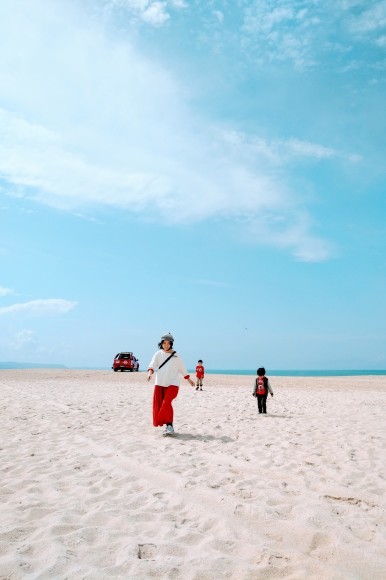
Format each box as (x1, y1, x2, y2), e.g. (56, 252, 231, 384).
(202, 369, 386, 377)
(1, 363, 385, 377)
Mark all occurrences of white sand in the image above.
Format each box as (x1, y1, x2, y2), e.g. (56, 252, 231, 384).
(0, 370, 385, 579)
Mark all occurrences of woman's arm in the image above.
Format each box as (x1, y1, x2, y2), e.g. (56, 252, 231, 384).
(177, 355, 195, 387)
(147, 351, 160, 381)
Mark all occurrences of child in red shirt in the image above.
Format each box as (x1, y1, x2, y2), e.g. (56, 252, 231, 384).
(195, 359, 204, 391)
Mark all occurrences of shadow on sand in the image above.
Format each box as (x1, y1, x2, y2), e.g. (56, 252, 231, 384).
(258, 413, 293, 419)
(173, 433, 235, 442)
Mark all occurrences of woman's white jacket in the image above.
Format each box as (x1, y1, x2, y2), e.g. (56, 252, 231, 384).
(148, 350, 189, 387)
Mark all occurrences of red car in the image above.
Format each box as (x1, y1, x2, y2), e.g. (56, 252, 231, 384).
(112, 352, 139, 372)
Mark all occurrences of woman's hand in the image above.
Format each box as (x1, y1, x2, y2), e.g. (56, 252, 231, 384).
(188, 378, 195, 387)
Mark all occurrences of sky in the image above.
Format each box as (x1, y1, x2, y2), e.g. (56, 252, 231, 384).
(0, 0, 385, 371)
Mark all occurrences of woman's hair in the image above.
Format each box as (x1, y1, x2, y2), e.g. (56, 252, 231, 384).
(257, 367, 266, 376)
(158, 339, 174, 349)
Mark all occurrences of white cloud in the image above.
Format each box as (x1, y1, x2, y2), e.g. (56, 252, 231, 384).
(347, 1, 386, 34)
(0, 286, 14, 297)
(375, 35, 386, 46)
(0, 0, 335, 261)
(242, 2, 319, 70)
(241, 1, 386, 69)
(220, 130, 354, 164)
(0, 299, 77, 316)
(213, 10, 224, 23)
(141, 2, 170, 26)
(285, 139, 336, 159)
(241, 212, 333, 263)
(105, 0, 186, 26)
(11, 329, 38, 350)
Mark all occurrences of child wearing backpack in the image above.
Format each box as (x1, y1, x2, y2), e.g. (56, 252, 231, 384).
(252, 367, 273, 414)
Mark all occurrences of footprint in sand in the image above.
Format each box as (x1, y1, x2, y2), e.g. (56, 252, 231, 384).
(137, 543, 157, 559)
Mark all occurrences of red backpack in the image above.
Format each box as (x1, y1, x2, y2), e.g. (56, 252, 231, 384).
(256, 376, 268, 395)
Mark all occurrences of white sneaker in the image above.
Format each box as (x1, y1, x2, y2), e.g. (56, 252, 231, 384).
(163, 425, 175, 436)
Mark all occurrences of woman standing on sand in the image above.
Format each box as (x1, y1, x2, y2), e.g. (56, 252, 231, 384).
(147, 333, 195, 436)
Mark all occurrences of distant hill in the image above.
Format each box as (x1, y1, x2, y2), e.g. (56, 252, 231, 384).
(0, 361, 67, 369)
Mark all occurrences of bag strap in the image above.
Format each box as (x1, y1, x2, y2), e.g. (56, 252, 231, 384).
(158, 350, 176, 370)
(254, 377, 258, 394)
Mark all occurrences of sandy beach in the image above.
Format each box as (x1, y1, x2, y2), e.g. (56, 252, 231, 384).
(0, 370, 385, 579)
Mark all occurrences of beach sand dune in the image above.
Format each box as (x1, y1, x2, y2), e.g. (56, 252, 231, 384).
(0, 370, 385, 579)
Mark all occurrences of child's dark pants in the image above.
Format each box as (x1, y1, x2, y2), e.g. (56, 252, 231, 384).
(257, 394, 268, 414)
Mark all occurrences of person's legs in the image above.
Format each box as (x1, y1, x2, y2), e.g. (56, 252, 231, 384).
(257, 395, 263, 413)
(154, 385, 179, 426)
(262, 394, 268, 413)
(153, 385, 166, 426)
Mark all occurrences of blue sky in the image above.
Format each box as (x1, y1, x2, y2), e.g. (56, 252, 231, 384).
(0, 0, 385, 370)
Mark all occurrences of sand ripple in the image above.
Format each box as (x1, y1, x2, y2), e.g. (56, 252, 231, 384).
(0, 370, 385, 579)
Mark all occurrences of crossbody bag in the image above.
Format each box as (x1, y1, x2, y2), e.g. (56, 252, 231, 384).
(158, 350, 176, 370)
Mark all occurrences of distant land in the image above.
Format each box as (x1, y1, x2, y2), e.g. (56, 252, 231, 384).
(0, 362, 68, 369)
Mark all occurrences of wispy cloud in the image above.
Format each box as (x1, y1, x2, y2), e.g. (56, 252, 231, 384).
(135, 2, 170, 26)
(104, 0, 186, 27)
(346, 1, 386, 35)
(375, 35, 386, 46)
(240, 211, 333, 263)
(0, 286, 14, 297)
(190, 279, 230, 287)
(242, 2, 320, 70)
(0, 0, 344, 261)
(0, 299, 77, 316)
(220, 131, 355, 164)
(11, 329, 38, 350)
(241, 0, 386, 69)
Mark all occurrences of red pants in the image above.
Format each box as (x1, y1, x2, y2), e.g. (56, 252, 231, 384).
(153, 385, 179, 427)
